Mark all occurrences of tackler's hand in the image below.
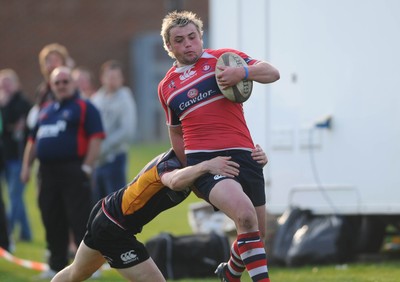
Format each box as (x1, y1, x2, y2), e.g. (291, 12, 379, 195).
(251, 144, 268, 167)
(206, 156, 240, 178)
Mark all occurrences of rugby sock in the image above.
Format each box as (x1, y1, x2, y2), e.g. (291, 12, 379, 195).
(237, 231, 270, 282)
(224, 239, 246, 282)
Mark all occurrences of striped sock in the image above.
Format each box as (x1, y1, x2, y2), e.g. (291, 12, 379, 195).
(224, 239, 246, 281)
(237, 231, 270, 282)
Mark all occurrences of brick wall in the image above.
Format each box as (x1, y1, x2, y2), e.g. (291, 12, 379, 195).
(0, 0, 208, 101)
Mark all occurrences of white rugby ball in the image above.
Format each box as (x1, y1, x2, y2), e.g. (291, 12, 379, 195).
(215, 52, 253, 103)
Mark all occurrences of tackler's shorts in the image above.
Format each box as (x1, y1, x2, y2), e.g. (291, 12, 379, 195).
(83, 200, 150, 269)
(187, 149, 266, 207)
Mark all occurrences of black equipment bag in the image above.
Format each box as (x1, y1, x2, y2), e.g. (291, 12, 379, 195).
(271, 207, 311, 265)
(286, 214, 353, 266)
(271, 207, 354, 267)
(145, 232, 230, 279)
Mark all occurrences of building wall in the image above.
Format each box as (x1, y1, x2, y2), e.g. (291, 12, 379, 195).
(0, 0, 208, 141)
(0, 0, 208, 101)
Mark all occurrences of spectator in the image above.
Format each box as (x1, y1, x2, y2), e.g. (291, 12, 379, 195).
(91, 60, 137, 202)
(0, 183, 9, 252)
(20, 66, 105, 279)
(70, 65, 98, 255)
(71, 66, 97, 99)
(0, 69, 32, 243)
(0, 120, 10, 252)
(27, 42, 79, 264)
(27, 43, 72, 130)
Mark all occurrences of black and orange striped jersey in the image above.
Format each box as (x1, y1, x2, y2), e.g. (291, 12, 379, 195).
(101, 149, 190, 234)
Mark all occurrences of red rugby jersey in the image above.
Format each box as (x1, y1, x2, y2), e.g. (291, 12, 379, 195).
(158, 48, 258, 153)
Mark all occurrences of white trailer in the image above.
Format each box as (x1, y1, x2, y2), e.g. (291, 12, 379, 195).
(209, 0, 400, 251)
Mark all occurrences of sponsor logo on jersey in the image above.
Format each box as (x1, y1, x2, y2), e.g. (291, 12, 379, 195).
(120, 250, 138, 264)
(187, 88, 198, 99)
(168, 80, 176, 89)
(37, 120, 67, 138)
(179, 89, 215, 111)
(179, 67, 196, 81)
(62, 110, 71, 119)
(201, 63, 212, 72)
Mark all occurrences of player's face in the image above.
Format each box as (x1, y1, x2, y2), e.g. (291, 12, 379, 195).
(168, 23, 203, 66)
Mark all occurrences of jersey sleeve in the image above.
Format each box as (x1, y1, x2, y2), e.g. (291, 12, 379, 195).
(158, 74, 181, 127)
(156, 150, 182, 177)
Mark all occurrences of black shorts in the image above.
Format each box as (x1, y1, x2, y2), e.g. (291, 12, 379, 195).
(83, 200, 150, 269)
(186, 149, 266, 207)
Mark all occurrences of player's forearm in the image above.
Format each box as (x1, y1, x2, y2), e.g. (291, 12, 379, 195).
(164, 161, 209, 191)
(249, 61, 280, 84)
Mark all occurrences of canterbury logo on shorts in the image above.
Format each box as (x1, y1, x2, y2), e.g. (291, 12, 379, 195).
(120, 250, 139, 264)
(213, 174, 226, 180)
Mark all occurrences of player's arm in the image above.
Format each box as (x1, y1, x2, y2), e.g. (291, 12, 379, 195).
(161, 156, 240, 191)
(246, 61, 280, 84)
(217, 61, 280, 89)
(168, 125, 186, 166)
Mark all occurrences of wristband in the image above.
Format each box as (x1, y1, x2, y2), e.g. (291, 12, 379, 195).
(243, 66, 249, 80)
(81, 164, 93, 175)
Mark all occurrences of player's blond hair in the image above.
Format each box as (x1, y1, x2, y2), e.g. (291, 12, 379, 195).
(160, 10, 204, 59)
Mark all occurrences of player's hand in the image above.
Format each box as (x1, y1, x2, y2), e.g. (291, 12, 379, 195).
(216, 66, 245, 89)
(252, 144, 268, 167)
(206, 156, 240, 177)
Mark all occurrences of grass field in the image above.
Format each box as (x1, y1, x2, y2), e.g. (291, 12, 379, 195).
(1, 142, 400, 281)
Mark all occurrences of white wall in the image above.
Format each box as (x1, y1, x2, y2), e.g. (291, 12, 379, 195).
(210, 0, 272, 148)
(209, 0, 400, 214)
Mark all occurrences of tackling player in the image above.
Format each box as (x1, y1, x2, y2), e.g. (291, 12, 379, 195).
(51, 146, 268, 282)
